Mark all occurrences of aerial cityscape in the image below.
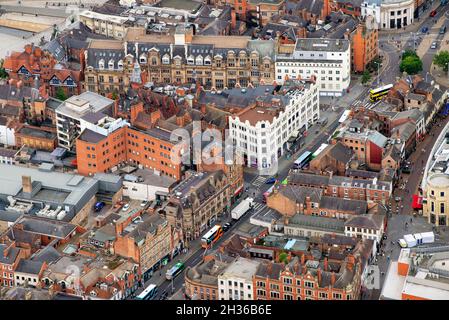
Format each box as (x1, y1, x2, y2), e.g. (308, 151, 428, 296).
(0, 0, 449, 304)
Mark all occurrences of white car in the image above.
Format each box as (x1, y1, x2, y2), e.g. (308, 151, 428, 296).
(122, 203, 130, 211)
(140, 200, 149, 207)
(398, 239, 408, 248)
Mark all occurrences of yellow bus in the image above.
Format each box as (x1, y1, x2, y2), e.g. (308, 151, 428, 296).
(369, 84, 393, 102)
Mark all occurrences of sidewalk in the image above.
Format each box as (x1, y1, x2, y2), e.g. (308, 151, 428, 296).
(133, 238, 202, 297)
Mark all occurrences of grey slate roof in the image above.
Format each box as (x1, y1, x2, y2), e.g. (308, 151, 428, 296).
(15, 259, 44, 275)
(78, 129, 105, 144)
(0, 244, 20, 265)
(319, 196, 367, 215)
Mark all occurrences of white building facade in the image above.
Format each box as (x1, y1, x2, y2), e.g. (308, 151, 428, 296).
(229, 81, 319, 174)
(218, 257, 260, 300)
(361, 0, 381, 27)
(55, 92, 116, 150)
(275, 39, 351, 97)
(380, 0, 414, 29)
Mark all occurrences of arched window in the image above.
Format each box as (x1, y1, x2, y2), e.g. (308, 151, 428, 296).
(108, 59, 114, 70)
(98, 59, 104, 70)
(162, 54, 170, 65)
(118, 60, 123, 70)
(196, 55, 203, 65)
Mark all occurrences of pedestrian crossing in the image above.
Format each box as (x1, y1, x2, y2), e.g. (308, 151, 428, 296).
(252, 176, 266, 188)
(252, 202, 266, 212)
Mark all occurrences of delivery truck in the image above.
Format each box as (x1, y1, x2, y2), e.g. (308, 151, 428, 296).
(231, 197, 254, 220)
(398, 232, 435, 248)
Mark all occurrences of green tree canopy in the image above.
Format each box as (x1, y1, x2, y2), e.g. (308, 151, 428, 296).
(361, 70, 371, 85)
(402, 49, 419, 60)
(55, 87, 68, 101)
(433, 50, 449, 72)
(400, 55, 423, 75)
(0, 59, 8, 79)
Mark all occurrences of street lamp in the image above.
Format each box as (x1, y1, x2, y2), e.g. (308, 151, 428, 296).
(374, 61, 380, 85)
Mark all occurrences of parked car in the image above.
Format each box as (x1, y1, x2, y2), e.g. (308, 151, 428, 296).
(140, 200, 149, 207)
(94, 201, 105, 212)
(421, 26, 428, 33)
(402, 166, 412, 173)
(223, 223, 231, 232)
(431, 41, 438, 49)
(122, 203, 130, 211)
(430, 10, 437, 17)
(395, 196, 401, 202)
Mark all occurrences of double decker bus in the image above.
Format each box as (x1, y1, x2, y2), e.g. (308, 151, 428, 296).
(166, 262, 185, 281)
(135, 284, 158, 300)
(201, 225, 224, 248)
(293, 151, 312, 169)
(369, 84, 393, 102)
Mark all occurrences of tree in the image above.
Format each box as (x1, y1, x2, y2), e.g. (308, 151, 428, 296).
(55, 87, 67, 101)
(361, 70, 371, 85)
(279, 252, 288, 264)
(400, 55, 423, 75)
(402, 49, 418, 60)
(433, 50, 449, 72)
(0, 59, 8, 79)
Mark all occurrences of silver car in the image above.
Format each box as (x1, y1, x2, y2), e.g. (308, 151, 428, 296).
(431, 41, 438, 49)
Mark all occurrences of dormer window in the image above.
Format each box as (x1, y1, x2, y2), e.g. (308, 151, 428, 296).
(118, 60, 123, 70)
(196, 55, 203, 65)
(204, 56, 211, 65)
(187, 55, 194, 65)
(98, 59, 105, 70)
(108, 59, 114, 70)
(162, 55, 170, 65)
(139, 54, 147, 64)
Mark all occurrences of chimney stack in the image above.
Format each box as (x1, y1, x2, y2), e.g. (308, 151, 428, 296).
(324, 257, 328, 271)
(22, 175, 32, 194)
(331, 272, 336, 286)
(317, 268, 322, 284)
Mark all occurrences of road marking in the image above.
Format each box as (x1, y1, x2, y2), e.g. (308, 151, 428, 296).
(252, 176, 266, 187)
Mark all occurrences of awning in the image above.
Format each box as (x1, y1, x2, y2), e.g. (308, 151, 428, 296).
(281, 178, 288, 185)
(234, 184, 244, 196)
(412, 194, 423, 209)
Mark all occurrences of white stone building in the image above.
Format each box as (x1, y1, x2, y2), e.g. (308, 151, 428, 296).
(380, 0, 414, 29)
(55, 92, 118, 150)
(218, 257, 260, 300)
(275, 38, 351, 97)
(228, 80, 319, 174)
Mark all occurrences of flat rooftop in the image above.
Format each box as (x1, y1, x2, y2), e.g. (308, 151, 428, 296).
(158, 0, 202, 12)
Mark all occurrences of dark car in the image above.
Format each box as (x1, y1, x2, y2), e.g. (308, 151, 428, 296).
(265, 177, 276, 184)
(223, 224, 230, 232)
(421, 26, 428, 33)
(402, 166, 412, 174)
(94, 201, 105, 212)
(430, 10, 437, 17)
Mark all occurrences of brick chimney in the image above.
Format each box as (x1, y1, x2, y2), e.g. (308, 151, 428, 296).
(22, 175, 32, 193)
(130, 101, 144, 125)
(24, 44, 33, 54)
(317, 268, 322, 284)
(176, 114, 185, 127)
(300, 253, 305, 265)
(231, 9, 237, 29)
(331, 272, 336, 286)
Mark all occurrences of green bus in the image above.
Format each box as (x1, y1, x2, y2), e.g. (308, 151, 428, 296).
(166, 262, 185, 281)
